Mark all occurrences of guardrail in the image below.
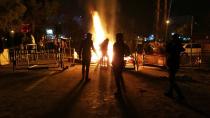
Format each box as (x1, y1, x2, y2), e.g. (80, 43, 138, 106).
(10, 45, 76, 71)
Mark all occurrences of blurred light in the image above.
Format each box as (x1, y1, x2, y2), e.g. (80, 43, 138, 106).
(148, 34, 155, 41)
(91, 11, 113, 63)
(46, 29, 53, 35)
(171, 32, 175, 35)
(166, 20, 170, 24)
(10, 30, 15, 34)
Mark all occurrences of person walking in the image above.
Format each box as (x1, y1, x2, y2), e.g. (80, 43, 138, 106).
(112, 33, 129, 95)
(79, 33, 96, 81)
(165, 33, 185, 101)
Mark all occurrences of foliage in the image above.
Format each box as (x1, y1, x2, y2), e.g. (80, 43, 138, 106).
(22, 0, 61, 34)
(0, 0, 26, 32)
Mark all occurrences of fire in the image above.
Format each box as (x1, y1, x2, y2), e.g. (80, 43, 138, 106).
(91, 11, 113, 63)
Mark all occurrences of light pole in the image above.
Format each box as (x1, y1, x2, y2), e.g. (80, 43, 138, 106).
(164, 20, 170, 67)
(10, 30, 16, 71)
(165, 20, 170, 45)
(190, 16, 194, 67)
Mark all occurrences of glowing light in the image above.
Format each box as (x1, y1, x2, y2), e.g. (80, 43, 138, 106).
(91, 11, 113, 63)
(171, 32, 175, 35)
(92, 12, 106, 44)
(166, 20, 170, 24)
(46, 29, 53, 35)
(10, 30, 15, 34)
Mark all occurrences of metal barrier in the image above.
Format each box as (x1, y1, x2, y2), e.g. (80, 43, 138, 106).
(12, 45, 76, 71)
(200, 51, 210, 67)
(135, 51, 210, 68)
(180, 52, 202, 67)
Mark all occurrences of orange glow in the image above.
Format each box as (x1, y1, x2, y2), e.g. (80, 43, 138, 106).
(91, 11, 113, 63)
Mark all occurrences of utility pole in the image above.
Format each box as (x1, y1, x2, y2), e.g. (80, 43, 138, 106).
(190, 16, 194, 67)
(155, 0, 169, 42)
(163, 0, 168, 43)
(155, 0, 160, 40)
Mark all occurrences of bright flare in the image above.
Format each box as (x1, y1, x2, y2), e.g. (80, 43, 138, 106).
(91, 11, 113, 63)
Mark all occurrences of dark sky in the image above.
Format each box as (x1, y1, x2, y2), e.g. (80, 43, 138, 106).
(171, 0, 210, 16)
(120, 0, 154, 34)
(120, 0, 210, 34)
(62, 0, 210, 34)
(171, 0, 210, 33)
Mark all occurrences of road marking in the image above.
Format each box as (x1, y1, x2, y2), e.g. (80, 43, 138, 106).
(24, 71, 55, 92)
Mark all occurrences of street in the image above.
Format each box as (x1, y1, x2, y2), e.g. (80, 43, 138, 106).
(0, 64, 210, 118)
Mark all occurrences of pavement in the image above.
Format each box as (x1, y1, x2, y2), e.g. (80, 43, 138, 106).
(0, 63, 210, 118)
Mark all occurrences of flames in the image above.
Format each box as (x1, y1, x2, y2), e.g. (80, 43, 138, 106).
(91, 11, 113, 63)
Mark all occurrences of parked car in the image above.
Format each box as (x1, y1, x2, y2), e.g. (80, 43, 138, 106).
(124, 55, 136, 70)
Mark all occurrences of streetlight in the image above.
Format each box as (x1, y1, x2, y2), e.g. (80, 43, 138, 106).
(10, 30, 15, 34)
(165, 19, 170, 44)
(164, 20, 170, 67)
(10, 30, 15, 47)
(10, 30, 16, 71)
(166, 20, 170, 24)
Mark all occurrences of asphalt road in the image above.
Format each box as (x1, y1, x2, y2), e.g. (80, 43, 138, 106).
(0, 64, 210, 118)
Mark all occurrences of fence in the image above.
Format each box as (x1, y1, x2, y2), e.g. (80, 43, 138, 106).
(136, 52, 210, 68)
(10, 44, 76, 71)
(180, 51, 210, 68)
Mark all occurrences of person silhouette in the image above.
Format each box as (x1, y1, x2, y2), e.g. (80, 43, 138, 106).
(112, 33, 129, 95)
(100, 38, 109, 67)
(79, 33, 96, 81)
(165, 33, 185, 101)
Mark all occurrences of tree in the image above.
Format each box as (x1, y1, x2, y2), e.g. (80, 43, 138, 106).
(0, 0, 26, 32)
(22, 0, 61, 35)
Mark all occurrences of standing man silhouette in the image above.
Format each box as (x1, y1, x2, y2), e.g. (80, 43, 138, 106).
(165, 33, 185, 101)
(79, 33, 96, 81)
(112, 33, 129, 95)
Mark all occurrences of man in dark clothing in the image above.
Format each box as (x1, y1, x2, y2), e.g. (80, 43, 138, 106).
(100, 38, 109, 66)
(79, 33, 96, 81)
(112, 33, 129, 95)
(165, 33, 185, 100)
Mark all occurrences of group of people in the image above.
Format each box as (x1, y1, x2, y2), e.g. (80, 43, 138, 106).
(79, 32, 185, 100)
(79, 33, 128, 95)
(39, 35, 68, 51)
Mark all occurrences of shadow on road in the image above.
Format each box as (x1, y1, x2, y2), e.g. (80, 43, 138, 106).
(44, 79, 88, 118)
(115, 93, 140, 118)
(0, 72, 47, 90)
(126, 71, 210, 117)
(175, 100, 210, 117)
(125, 70, 168, 82)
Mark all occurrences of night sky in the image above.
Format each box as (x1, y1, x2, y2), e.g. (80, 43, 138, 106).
(171, 0, 210, 16)
(62, 0, 210, 34)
